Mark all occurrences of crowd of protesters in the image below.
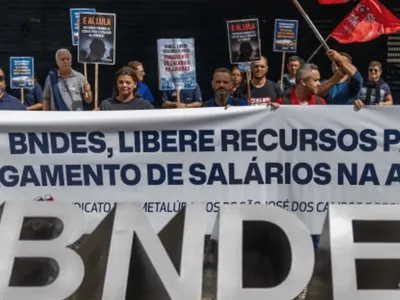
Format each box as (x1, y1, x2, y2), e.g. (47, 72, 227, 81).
(0, 47, 393, 111)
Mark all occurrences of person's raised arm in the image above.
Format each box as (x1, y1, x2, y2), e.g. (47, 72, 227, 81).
(317, 70, 343, 97)
(327, 49, 357, 77)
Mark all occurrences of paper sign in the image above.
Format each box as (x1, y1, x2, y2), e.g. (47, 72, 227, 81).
(227, 19, 261, 64)
(9, 57, 34, 89)
(78, 12, 116, 65)
(273, 19, 299, 53)
(157, 38, 197, 91)
(70, 8, 96, 46)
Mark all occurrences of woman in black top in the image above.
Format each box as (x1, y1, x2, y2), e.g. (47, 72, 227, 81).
(100, 66, 154, 111)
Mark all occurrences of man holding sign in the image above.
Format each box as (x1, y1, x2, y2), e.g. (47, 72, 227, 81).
(43, 49, 92, 111)
(237, 57, 282, 106)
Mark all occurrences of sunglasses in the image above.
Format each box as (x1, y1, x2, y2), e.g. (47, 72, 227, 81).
(0, 75, 5, 81)
(369, 68, 379, 73)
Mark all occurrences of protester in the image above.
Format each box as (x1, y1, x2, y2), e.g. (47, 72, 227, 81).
(162, 83, 202, 108)
(100, 66, 154, 110)
(111, 61, 154, 104)
(0, 68, 27, 110)
(43, 48, 92, 111)
(354, 61, 393, 110)
(10, 77, 43, 110)
(318, 50, 363, 105)
(231, 65, 243, 98)
(277, 55, 304, 94)
(275, 63, 326, 105)
(237, 56, 282, 105)
(202, 68, 247, 107)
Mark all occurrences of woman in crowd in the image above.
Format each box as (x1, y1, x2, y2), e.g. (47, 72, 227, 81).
(231, 65, 243, 98)
(100, 66, 154, 110)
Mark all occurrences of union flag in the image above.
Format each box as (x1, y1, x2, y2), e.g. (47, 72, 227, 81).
(318, 0, 350, 4)
(331, 0, 400, 43)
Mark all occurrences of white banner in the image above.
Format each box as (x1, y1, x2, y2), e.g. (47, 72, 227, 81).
(0, 106, 399, 234)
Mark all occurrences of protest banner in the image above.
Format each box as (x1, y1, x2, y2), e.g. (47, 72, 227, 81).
(157, 38, 197, 102)
(0, 107, 399, 236)
(227, 18, 261, 64)
(78, 12, 116, 110)
(273, 19, 299, 90)
(69, 8, 96, 46)
(9, 57, 34, 103)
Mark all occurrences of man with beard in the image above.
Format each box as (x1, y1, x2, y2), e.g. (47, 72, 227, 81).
(0, 68, 27, 110)
(275, 63, 326, 105)
(237, 56, 282, 106)
(202, 68, 247, 107)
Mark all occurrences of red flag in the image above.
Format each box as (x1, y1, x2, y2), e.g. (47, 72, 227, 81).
(318, 0, 350, 4)
(331, 0, 400, 43)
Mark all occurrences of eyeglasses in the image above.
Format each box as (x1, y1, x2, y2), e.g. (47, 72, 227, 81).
(369, 68, 379, 73)
(0, 75, 5, 81)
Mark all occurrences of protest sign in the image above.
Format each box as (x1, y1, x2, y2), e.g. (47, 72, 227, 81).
(238, 63, 250, 73)
(157, 38, 197, 91)
(70, 8, 96, 46)
(273, 19, 299, 53)
(78, 12, 116, 65)
(9, 57, 34, 89)
(0, 107, 400, 236)
(227, 19, 261, 64)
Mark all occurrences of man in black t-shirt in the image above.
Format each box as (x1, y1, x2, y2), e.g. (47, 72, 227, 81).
(237, 56, 282, 106)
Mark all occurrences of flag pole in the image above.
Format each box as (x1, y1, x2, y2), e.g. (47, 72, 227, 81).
(292, 0, 331, 51)
(307, 35, 332, 62)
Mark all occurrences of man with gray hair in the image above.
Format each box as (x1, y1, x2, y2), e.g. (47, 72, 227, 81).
(275, 63, 326, 105)
(43, 48, 92, 111)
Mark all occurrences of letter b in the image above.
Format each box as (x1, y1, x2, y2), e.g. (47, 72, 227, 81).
(0, 202, 86, 300)
(8, 133, 27, 154)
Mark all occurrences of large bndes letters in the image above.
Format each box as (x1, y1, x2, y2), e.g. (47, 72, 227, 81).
(1, 202, 400, 299)
(0, 202, 85, 300)
(306, 205, 400, 300)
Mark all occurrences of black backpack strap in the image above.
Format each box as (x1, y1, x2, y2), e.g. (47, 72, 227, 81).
(282, 94, 291, 105)
(314, 94, 322, 105)
(282, 76, 291, 88)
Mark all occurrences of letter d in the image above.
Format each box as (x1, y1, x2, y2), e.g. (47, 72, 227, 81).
(147, 164, 166, 185)
(0, 202, 86, 300)
(217, 205, 314, 300)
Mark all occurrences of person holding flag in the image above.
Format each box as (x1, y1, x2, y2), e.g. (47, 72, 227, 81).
(317, 50, 363, 105)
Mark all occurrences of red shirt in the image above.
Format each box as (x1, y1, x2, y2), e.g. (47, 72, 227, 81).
(276, 89, 326, 105)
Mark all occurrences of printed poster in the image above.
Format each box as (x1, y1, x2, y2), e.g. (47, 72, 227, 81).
(70, 8, 96, 46)
(273, 19, 299, 53)
(78, 12, 116, 65)
(9, 57, 34, 89)
(227, 19, 261, 64)
(238, 63, 251, 73)
(157, 38, 197, 91)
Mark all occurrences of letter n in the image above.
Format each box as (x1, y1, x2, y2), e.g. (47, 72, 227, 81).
(102, 203, 206, 299)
